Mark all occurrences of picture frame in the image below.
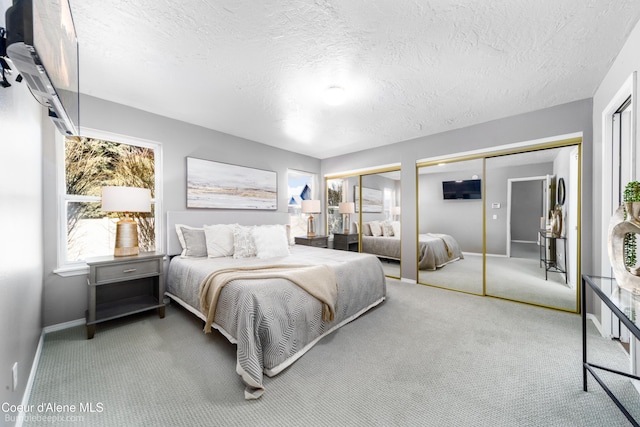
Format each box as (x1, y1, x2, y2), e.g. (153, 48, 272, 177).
(186, 157, 277, 209)
(354, 186, 383, 213)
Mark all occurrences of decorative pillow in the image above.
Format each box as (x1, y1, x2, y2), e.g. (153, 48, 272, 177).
(233, 225, 257, 258)
(352, 221, 360, 234)
(204, 224, 236, 258)
(382, 221, 394, 237)
(253, 225, 290, 259)
(369, 221, 382, 237)
(175, 224, 207, 258)
(362, 222, 372, 236)
(391, 221, 401, 237)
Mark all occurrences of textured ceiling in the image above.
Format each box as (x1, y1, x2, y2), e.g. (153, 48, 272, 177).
(68, 0, 640, 159)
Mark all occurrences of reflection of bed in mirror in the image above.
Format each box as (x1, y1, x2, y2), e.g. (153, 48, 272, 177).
(359, 221, 463, 270)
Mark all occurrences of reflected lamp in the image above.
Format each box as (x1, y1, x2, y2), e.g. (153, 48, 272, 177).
(301, 200, 321, 238)
(101, 186, 151, 257)
(338, 202, 355, 234)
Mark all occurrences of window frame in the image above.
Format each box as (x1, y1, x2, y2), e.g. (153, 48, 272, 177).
(54, 128, 163, 276)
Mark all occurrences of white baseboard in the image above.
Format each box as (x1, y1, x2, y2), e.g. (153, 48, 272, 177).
(586, 313, 604, 337)
(14, 331, 44, 427)
(14, 319, 85, 427)
(43, 318, 85, 334)
(400, 277, 417, 284)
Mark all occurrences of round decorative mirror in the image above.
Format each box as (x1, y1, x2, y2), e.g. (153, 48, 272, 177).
(557, 177, 566, 206)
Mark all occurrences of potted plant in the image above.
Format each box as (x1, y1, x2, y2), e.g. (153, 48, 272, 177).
(623, 181, 640, 268)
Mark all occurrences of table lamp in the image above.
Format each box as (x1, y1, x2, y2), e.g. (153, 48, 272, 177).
(339, 202, 355, 234)
(301, 199, 321, 238)
(101, 186, 151, 257)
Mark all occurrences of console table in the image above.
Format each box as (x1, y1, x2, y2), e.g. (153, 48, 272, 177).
(582, 274, 640, 426)
(539, 230, 567, 283)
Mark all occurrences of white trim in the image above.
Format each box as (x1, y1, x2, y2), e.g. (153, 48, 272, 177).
(324, 162, 401, 178)
(587, 313, 604, 337)
(415, 132, 582, 164)
(56, 128, 164, 270)
(507, 175, 548, 257)
(43, 318, 86, 334)
(400, 277, 417, 284)
(600, 72, 637, 339)
(53, 264, 89, 277)
(14, 332, 44, 427)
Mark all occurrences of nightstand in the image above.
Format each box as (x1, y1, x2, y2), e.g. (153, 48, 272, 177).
(333, 233, 359, 251)
(294, 235, 329, 248)
(86, 251, 165, 339)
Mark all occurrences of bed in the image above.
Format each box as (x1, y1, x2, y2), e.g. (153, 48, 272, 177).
(359, 221, 463, 270)
(165, 211, 387, 399)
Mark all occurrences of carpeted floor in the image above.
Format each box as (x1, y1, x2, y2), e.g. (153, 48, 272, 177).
(22, 279, 640, 426)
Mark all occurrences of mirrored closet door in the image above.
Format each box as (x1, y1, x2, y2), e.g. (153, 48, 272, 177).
(417, 158, 484, 294)
(326, 167, 402, 279)
(484, 146, 580, 311)
(360, 171, 401, 279)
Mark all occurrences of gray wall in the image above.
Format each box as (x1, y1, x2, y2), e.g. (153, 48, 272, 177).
(0, 0, 45, 413)
(323, 98, 592, 280)
(418, 162, 552, 255)
(41, 94, 321, 326)
(485, 162, 553, 255)
(418, 169, 484, 254)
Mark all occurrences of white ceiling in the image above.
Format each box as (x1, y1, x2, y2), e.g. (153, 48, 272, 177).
(69, 0, 640, 159)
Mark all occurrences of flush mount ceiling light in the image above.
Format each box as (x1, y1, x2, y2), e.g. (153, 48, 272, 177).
(323, 86, 346, 106)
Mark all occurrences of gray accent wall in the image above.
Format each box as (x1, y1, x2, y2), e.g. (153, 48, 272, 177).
(0, 0, 45, 410)
(41, 94, 321, 326)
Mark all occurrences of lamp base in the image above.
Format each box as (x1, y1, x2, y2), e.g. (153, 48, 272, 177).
(306, 214, 316, 238)
(114, 217, 139, 257)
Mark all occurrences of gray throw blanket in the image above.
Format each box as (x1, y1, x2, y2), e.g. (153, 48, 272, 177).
(199, 264, 338, 334)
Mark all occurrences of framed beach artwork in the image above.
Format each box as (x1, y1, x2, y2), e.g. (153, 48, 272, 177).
(186, 157, 277, 210)
(354, 186, 383, 213)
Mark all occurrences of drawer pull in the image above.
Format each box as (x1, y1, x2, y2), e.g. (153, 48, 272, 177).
(122, 268, 137, 273)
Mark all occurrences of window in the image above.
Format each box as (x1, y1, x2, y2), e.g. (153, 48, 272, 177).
(58, 134, 161, 270)
(287, 169, 316, 238)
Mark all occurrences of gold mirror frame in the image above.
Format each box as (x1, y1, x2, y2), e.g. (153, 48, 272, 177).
(416, 136, 582, 313)
(326, 165, 402, 279)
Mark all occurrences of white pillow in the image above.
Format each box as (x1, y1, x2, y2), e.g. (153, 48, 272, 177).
(369, 221, 382, 237)
(253, 225, 290, 259)
(382, 221, 394, 237)
(203, 224, 236, 258)
(391, 221, 401, 237)
(175, 224, 207, 258)
(233, 225, 257, 258)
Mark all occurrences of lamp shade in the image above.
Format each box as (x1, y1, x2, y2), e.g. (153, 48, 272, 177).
(339, 202, 355, 214)
(391, 206, 401, 216)
(301, 199, 321, 214)
(102, 186, 151, 213)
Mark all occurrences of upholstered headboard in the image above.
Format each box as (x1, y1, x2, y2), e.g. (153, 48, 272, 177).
(166, 210, 290, 256)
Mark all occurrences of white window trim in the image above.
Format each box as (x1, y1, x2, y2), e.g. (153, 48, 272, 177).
(54, 128, 163, 276)
(598, 72, 637, 341)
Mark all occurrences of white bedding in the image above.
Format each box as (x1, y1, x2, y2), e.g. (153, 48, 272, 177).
(166, 244, 386, 399)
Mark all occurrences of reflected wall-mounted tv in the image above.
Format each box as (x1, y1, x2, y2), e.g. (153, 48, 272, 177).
(442, 179, 481, 200)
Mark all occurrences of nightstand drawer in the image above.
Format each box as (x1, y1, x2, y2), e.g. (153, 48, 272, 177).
(346, 234, 359, 244)
(95, 259, 160, 284)
(309, 238, 328, 247)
